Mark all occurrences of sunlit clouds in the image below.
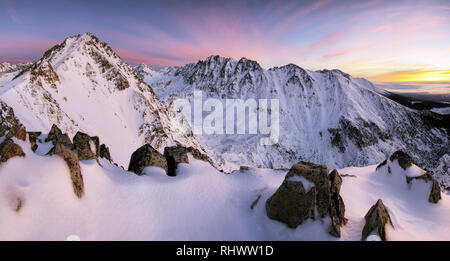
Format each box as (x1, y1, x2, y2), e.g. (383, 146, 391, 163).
(371, 70, 450, 82)
(0, 0, 449, 84)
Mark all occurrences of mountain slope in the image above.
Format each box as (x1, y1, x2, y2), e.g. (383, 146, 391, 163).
(138, 55, 449, 172)
(0, 33, 208, 168)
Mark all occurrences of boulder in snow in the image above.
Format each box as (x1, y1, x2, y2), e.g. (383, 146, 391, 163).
(265, 161, 347, 236)
(377, 151, 442, 204)
(389, 150, 413, 170)
(73, 131, 96, 160)
(329, 169, 348, 237)
(46, 133, 73, 155)
(0, 138, 26, 163)
(361, 199, 394, 241)
(99, 144, 112, 162)
(45, 124, 63, 144)
(53, 143, 84, 198)
(164, 146, 189, 176)
(27, 131, 42, 152)
(128, 144, 168, 175)
(6, 124, 27, 141)
(406, 173, 442, 204)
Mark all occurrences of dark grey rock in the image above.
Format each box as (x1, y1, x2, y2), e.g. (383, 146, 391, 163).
(128, 144, 168, 175)
(361, 199, 394, 241)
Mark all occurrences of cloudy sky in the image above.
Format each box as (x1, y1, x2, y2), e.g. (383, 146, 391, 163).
(1, 0, 449, 83)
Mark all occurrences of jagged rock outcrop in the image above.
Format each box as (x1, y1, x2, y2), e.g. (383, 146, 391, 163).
(46, 133, 73, 155)
(90, 136, 100, 157)
(73, 131, 96, 160)
(45, 124, 63, 144)
(361, 199, 394, 241)
(406, 173, 442, 203)
(128, 144, 168, 175)
(378, 150, 442, 203)
(265, 161, 347, 236)
(6, 124, 26, 141)
(53, 143, 84, 198)
(0, 138, 26, 163)
(164, 146, 189, 176)
(329, 169, 348, 237)
(99, 144, 112, 162)
(389, 150, 413, 170)
(27, 131, 41, 152)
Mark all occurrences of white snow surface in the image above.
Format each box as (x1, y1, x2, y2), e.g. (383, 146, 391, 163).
(0, 138, 449, 241)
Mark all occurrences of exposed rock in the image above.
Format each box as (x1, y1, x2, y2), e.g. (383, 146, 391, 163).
(99, 144, 112, 162)
(6, 124, 26, 141)
(250, 194, 262, 210)
(389, 150, 413, 170)
(0, 125, 7, 137)
(361, 199, 394, 241)
(240, 166, 250, 171)
(73, 131, 96, 160)
(376, 159, 387, 171)
(406, 173, 442, 204)
(27, 131, 41, 152)
(128, 144, 168, 175)
(0, 138, 26, 163)
(287, 162, 330, 217)
(163, 146, 189, 176)
(90, 136, 100, 157)
(46, 133, 73, 155)
(53, 143, 84, 198)
(429, 180, 442, 203)
(0, 101, 22, 129)
(266, 161, 347, 236)
(329, 169, 348, 237)
(45, 124, 63, 144)
(266, 178, 316, 228)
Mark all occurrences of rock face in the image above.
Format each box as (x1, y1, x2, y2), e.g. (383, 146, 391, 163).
(6, 124, 26, 141)
(361, 199, 394, 241)
(73, 131, 96, 160)
(379, 151, 442, 204)
(389, 150, 413, 170)
(164, 146, 190, 176)
(0, 138, 26, 163)
(53, 143, 84, 198)
(99, 144, 112, 162)
(128, 144, 168, 175)
(265, 161, 347, 236)
(27, 131, 41, 152)
(329, 169, 348, 237)
(45, 124, 63, 144)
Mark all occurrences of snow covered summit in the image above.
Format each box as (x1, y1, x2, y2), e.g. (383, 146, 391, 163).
(0, 33, 211, 168)
(138, 55, 448, 173)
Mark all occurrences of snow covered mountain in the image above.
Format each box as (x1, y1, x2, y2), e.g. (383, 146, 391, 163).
(137, 55, 449, 173)
(0, 33, 211, 168)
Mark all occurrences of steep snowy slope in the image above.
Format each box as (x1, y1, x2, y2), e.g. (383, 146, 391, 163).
(0, 33, 209, 168)
(138, 56, 448, 172)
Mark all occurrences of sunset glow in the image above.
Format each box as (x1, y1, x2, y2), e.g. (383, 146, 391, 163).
(370, 69, 450, 83)
(1, 0, 449, 85)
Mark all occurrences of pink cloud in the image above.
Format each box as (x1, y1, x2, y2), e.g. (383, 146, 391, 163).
(115, 48, 184, 67)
